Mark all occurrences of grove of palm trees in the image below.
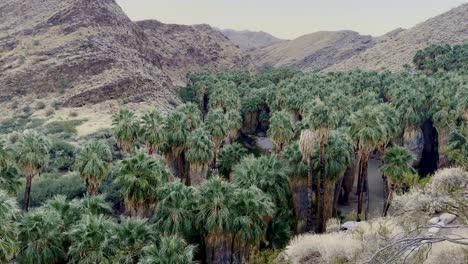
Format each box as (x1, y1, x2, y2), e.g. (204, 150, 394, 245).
(0, 43, 467, 263)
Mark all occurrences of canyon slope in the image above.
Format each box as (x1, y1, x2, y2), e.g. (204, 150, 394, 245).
(219, 29, 285, 51)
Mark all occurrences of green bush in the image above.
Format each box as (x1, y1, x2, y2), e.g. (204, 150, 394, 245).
(42, 120, 85, 135)
(179, 85, 199, 104)
(45, 107, 55, 117)
(47, 140, 77, 172)
(0, 115, 45, 134)
(17, 173, 85, 208)
(51, 100, 62, 110)
(35, 101, 46, 110)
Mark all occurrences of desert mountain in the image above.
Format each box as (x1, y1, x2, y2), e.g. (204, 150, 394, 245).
(0, 0, 252, 108)
(327, 3, 468, 71)
(249, 30, 374, 72)
(218, 29, 285, 51)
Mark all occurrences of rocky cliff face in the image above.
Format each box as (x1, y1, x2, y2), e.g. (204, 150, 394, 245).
(328, 4, 468, 71)
(249, 30, 374, 72)
(0, 0, 253, 108)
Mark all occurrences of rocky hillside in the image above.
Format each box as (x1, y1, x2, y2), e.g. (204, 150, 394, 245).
(0, 0, 252, 108)
(139, 21, 254, 87)
(249, 30, 374, 72)
(219, 29, 284, 51)
(328, 3, 468, 71)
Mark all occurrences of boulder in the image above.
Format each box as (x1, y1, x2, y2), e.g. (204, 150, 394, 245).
(439, 213, 457, 225)
(428, 217, 440, 225)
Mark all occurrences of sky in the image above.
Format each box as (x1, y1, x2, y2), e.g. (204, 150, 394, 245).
(115, 0, 467, 39)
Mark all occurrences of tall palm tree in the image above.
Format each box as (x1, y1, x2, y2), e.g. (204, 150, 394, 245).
(186, 128, 213, 186)
(112, 108, 141, 153)
(302, 99, 338, 232)
(115, 152, 171, 217)
(217, 143, 247, 180)
(310, 130, 353, 226)
(140, 235, 196, 264)
(67, 214, 117, 264)
(205, 109, 227, 170)
(225, 109, 242, 143)
(17, 208, 66, 264)
(350, 107, 386, 221)
(233, 155, 293, 248)
(153, 180, 197, 239)
(141, 110, 166, 155)
(231, 186, 275, 263)
(380, 146, 416, 216)
(15, 131, 50, 211)
(74, 194, 114, 216)
(114, 217, 157, 264)
(196, 177, 237, 264)
(74, 140, 112, 196)
(0, 190, 19, 263)
(298, 129, 318, 231)
(268, 111, 294, 155)
(178, 103, 202, 132)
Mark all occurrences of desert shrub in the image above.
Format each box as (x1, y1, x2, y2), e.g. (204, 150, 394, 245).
(46, 140, 76, 172)
(168, 98, 178, 107)
(51, 100, 62, 110)
(35, 101, 46, 110)
(9, 100, 19, 110)
(179, 85, 199, 104)
(22, 105, 31, 114)
(45, 107, 55, 117)
(0, 115, 44, 134)
(17, 173, 85, 207)
(8, 132, 20, 144)
(41, 120, 85, 136)
(56, 79, 72, 93)
(69, 112, 78, 117)
(251, 249, 289, 264)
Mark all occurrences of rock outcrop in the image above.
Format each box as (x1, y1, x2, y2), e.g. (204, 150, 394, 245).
(218, 29, 285, 51)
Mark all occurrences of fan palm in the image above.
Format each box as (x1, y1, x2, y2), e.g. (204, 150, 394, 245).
(302, 98, 338, 232)
(114, 217, 157, 264)
(268, 111, 294, 155)
(112, 108, 140, 153)
(178, 103, 202, 132)
(0, 190, 19, 263)
(67, 214, 117, 264)
(73, 194, 114, 216)
(225, 109, 242, 143)
(0, 140, 10, 172)
(153, 180, 197, 238)
(141, 110, 166, 155)
(205, 109, 227, 170)
(186, 128, 213, 186)
(43, 195, 81, 227)
(196, 177, 237, 264)
(15, 131, 50, 211)
(350, 107, 386, 221)
(380, 146, 416, 216)
(115, 152, 171, 217)
(17, 208, 66, 264)
(217, 143, 247, 180)
(298, 129, 318, 231)
(139, 235, 196, 264)
(74, 140, 112, 195)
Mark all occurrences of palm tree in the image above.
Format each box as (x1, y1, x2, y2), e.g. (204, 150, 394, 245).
(15, 131, 50, 211)
(217, 143, 247, 180)
(74, 194, 114, 216)
(115, 152, 171, 217)
(140, 235, 196, 264)
(0, 190, 19, 263)
(232, 155, 293, 248)
(380, 146, 416, 216)
(298, 129, 318, 231)
(350, 107, 386, 221)
(114, 217, 157, 264)
(205, 109, 227, 170)
(225, 109, 242, 143)
(141, 110, 166, 155)
(310, 130, 353, 226)
(17, 208, 66, 264)
(160, 110, 190, 180)
(196, 177, 237, 264)
(67, 214, 117, 264)
(231, 186, 275, 263)
(268, 111, 294, 155)
(74, 140, 112, 196)
(112, 108, 141, 153)
(178, 103, 202, 132)
(186, 127, 213, 186)
(153, 180, 197, 238)
(302, 98, 338, 232)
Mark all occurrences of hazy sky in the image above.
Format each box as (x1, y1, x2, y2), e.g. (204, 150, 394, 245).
(116, 0, 467, 39)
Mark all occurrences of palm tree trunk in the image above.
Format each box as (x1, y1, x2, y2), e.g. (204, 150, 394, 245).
(289, 177, 308, 233)
(357, 153, 368, 221)
(189, 163, 208, 186)
(383, 188, 394, 216)
(23, 174, 33, 211)
(332, 174, 344, 217)
(317, 138, 326, 233)
(305, 156, 314, 232)
(324, 179, 336, 226)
